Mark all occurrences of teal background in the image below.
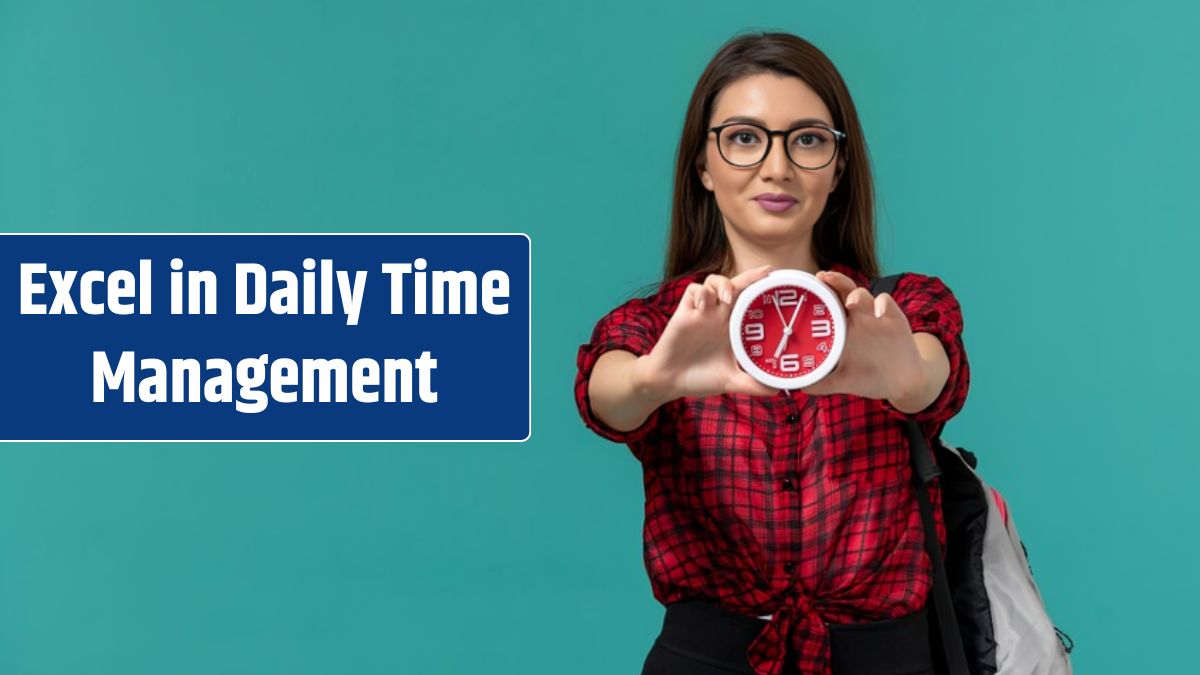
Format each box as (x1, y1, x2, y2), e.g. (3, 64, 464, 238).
(1, 0, 1195, 673)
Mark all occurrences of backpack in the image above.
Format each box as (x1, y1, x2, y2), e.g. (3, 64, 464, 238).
(870, 274, 1075, 675)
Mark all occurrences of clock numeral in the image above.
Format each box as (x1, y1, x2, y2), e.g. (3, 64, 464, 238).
(744, 322, 764, 341)
(813, 304, 827, 317)
(811, 319, 831, 338)
(803, 355, 816, 369)
(748, 308, 763, 320)
(750, 345, 762, 357)
(775, 289, 798, 306)
(816, 341, 829, 353)
(763, 357, 777, 369)
(780, 354, 800, 372)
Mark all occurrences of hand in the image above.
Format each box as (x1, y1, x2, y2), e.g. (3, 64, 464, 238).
(635, 265, 782, 401)
(798, 270, 926, 401)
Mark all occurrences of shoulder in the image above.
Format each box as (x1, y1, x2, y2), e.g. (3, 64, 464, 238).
(888, 271, 962, 308)
(638, 272, 701, 315)
(593, 273, 700, 331)
(884, 271, 966, 337)
(853, 265, 955, 298)
(576, 272, 701, 362)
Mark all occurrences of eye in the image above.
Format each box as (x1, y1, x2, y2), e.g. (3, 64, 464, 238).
(723, 126, 764, 146)
(792, 128, 833, 149)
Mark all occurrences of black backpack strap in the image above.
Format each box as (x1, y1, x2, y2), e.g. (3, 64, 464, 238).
(870, 273, 970, 675)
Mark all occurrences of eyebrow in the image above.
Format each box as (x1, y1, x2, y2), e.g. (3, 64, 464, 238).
(719, 115, 832, 127)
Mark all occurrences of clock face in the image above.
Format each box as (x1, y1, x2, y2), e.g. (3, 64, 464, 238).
(729, 270, 847, 390)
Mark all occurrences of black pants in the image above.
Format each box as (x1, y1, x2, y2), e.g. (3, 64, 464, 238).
(640, 599, 936, 675)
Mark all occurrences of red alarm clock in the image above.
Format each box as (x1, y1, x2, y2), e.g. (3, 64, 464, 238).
(728, 269, 847, 390)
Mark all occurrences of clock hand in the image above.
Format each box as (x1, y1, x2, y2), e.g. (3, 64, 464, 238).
(771, 291, 788, 328)
(785, 292, 807, 332)
(775, 292, 807, 359)
(772, 291, 790, 359)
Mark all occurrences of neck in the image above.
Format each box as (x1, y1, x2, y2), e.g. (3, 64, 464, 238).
(722, 234, 819, 277)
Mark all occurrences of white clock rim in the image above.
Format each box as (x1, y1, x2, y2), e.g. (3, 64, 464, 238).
(728, 269, 848, 391)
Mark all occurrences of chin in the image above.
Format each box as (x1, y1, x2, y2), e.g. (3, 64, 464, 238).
(737, 228, 810, 248)
(751, 215, 807, 235)
(725, 212, 813, 243)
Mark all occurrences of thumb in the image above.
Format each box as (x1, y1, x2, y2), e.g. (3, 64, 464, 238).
(874, 291, 904, 320)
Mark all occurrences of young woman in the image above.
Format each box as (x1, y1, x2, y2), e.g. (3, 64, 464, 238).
(573, 32, 970, 675)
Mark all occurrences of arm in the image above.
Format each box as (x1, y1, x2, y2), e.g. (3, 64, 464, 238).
(587, 350, 675, 433)
(573, 298, 669, 446)
(885, 333, 951, 415)
(877, 273, 970, 428)
(575, 266, 777, 446)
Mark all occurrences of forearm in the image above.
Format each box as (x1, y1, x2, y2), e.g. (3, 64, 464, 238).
(886, 332, 950, 415)
(588, 350, 674, 433)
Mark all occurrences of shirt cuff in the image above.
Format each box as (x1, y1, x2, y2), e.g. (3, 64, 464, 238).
(574, 329, 663, 446)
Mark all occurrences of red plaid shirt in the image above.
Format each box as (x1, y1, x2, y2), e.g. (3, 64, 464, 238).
(573, 262, 970, 675)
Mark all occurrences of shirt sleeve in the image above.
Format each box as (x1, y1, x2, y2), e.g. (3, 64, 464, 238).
(879, 273, 971, 435)
(574, 297, 667, 446)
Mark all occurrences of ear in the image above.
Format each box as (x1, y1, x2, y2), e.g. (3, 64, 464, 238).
(696, 156, 714, 192)
(830, 157, 846, 193)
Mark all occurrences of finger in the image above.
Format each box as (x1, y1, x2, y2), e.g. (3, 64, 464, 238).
(682, 283, 703, 311)
(815, 270, 859, 304)
(704, 274, 735, 305)
(697, 284, 717, 312)
(844, 287, 875, 315)
(730, 264, 773, 295)
(872, 292, 909, 321)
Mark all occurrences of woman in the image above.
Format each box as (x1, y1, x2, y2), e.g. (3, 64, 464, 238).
(573, 32, 969, 675)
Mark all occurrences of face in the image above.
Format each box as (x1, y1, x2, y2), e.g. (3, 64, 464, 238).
(697, 73, 845, 268)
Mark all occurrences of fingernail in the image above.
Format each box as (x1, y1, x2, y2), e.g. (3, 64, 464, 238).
(721, 289, 732, 303)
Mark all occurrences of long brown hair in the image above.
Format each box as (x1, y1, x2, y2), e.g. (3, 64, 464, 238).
(656, 31, 880, 292)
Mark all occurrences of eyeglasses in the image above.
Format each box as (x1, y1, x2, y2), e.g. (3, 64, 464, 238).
(708, 122, 846, 169)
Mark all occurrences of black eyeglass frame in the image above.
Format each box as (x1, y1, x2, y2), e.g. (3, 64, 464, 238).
(708, 122, 847, 170)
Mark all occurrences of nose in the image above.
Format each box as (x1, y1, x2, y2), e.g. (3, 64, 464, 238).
(758, 134, 793, 181)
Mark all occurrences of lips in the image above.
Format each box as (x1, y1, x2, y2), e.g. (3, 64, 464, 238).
(753, 194, 798, 212)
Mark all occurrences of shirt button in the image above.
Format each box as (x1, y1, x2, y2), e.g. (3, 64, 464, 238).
(780, 476, 796, 491)
(783, 561, 797, 574)
(785, 413, 800, 424)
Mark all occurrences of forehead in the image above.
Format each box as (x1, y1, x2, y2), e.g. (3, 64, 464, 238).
(710, 73, 833, 127)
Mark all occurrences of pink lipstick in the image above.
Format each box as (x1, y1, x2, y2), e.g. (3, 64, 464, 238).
(753, 193, 798, 213)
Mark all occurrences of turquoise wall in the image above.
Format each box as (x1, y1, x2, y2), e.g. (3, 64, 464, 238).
(1, 1, 1195, 672)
